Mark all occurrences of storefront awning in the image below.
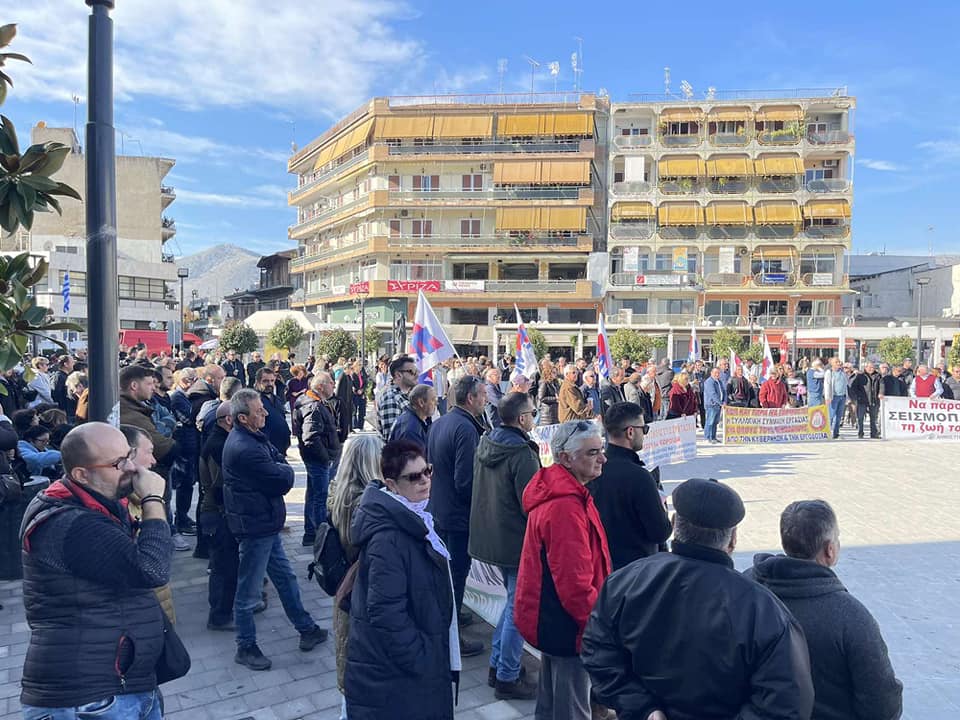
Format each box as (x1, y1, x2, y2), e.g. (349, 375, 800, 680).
(754, 202, 801, 224)
(657, 203, 703, 226)
(540, 159, 591, 184)
(705, 202, 751, 225)
(374, 115, 435, 139)
(493, 161, 540, 184)
(498, 114, 542, 136)
(755, 155, 804, 175)
(753, 248, 797, 259)
(708, 106, 753, 122)
(756, 106, 803, 123)
(660, 107, 704, 123)
(611, 202, 655, 220)
(433, 115, 494, 138)
(541, 207, 587, 231)
(705, 156, 751, 176)
(803, 201, 851, 219)
(658, 157, 706, 177)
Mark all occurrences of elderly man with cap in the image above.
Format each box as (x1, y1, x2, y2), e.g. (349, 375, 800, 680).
(582, 478, 814, 720)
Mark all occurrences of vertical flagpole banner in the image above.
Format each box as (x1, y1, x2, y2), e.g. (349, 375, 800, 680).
(408, 290, 456, 385)
(62, 271, 71, 314)
(514, 304, 538, 379)
(688, 324, 700, 363)
(596, 311, 613, 381)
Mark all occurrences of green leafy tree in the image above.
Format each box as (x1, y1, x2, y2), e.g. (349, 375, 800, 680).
(877, 335, 916, 365)
(949, 333, 960, 370)
(526, 327, 549, 361)
(266, 316, 304, 353)
(219, 322, 259, 354)
(608, 328, 664, 364)
(356, 326, 382, 358)
(741, 342, 765, 363)
(710, 327, 746, 361)
(316, 328, 357, 360)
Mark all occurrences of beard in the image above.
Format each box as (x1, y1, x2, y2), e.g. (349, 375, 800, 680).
(117, 473, 136, 499)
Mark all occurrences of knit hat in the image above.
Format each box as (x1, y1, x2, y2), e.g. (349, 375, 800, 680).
(673, 478, 745, 529)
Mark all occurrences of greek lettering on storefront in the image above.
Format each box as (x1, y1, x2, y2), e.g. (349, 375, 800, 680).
(881, 397, 960, 440)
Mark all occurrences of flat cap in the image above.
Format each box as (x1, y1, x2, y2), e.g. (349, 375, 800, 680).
(673, 478, 745, 529)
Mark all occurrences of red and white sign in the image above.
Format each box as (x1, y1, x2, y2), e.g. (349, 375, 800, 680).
(444, 280, 485, 292)
(349, 281, 370, 294)
(881, 397, 960, 440)
(387, 280, 441, 293)
(636, 273, 683, 286)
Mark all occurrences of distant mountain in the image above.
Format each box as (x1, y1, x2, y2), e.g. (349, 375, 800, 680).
(177, 243, 261, 303)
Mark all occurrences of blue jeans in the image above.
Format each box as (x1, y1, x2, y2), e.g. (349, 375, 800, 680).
(705, 405, 722, 441)
(302, 460, 331, 538)
(23, 690, 162, 719)
(235, 534, 315, 648)
(490, 568, 523, 682)
(829, 395, 846, 437)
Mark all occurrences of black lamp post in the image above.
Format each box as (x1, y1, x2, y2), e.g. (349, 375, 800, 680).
(177, 267, 189, 353)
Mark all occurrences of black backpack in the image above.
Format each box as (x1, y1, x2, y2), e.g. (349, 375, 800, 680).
(306, 522, 348, 596)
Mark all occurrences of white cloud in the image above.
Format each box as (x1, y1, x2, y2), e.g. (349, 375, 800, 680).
(916, 139, 960, 159)
(175, 189, 284, 209)
(11, 1, 425, 117)
(857, 158, 902, 172)
(119, 126, 287, 165)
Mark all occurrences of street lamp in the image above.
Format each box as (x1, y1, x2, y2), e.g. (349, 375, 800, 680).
(353, 282, 369, 364)
(789, 292, 802, 366)
(177, 266, 189, 354)
(916, 277, 931, 364)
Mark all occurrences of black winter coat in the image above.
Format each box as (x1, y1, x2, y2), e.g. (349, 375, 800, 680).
(259, 390, 291, 455)
(345, 485, 455, 720)
(536, 379, 559, 425)
(292, 392, 339, 465)
(746, 554, 902, 720)
(849, 371, 881, 407)
(581, 541, 814, 720)
(222, 424, 294, 538)
(426, 407, 484, 532)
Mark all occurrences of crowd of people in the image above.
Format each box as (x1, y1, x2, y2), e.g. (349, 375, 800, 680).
(8, 340, 925, 719)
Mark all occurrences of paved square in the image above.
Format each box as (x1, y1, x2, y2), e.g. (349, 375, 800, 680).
(0, 426, 955, 719)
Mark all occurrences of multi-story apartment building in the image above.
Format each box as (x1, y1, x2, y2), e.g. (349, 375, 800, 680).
(0, 123, 180, 340)
(287, 94, 608, 342)
(606, 91, 855, 356)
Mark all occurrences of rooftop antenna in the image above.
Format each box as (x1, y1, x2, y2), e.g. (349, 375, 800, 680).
(680, 80, 694, 100)
(570, 52, 579, 92)
(927, 225, 935, 258)
(71, 94, 81, 138)
(573, 36, 584, 91)
(289, 120, 297, 153)
(497, 58, 508, 95)
(523, 55, 540, 94)
(706, 86, 716, 100)
(548, 61, 560, 92)
(664, 66, 671, 97)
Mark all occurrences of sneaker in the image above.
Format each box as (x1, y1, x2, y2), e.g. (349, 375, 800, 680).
(235, 644, 272, 671)
(177, 519, 198, 536)
(299, 625, 329, 651)
(207, 620, 235, 632)
(253, 600, 267, 614)
(495, 676, 537, 701)
(301, 535, 316, 547)
(172, 533, 192, 552)
(488, 665, 527, 688)
(459, 638, 484, 658)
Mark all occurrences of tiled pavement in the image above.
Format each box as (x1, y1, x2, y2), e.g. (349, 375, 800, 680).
(0, 424, 957, 719)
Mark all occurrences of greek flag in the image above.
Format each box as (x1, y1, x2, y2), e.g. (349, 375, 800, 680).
(62, 272, 70, 314)
(514, 304, 538, 379)
(597, 311, 613, 381)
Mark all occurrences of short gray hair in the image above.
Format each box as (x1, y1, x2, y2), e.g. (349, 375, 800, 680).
(453, 375, 484, 405)
(409, 384, 435, 404)
(779, 499, 837, 560)
(230, 388, 261, 421)
(310, 371, 332, 391)
(550, 420, 602, 458)
(219, 376, 242, 400)
(673, 514, 733, 551)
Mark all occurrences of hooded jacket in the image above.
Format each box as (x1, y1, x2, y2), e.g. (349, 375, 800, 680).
(468, 425, 540, 568)
(514, 464, 611, 656)
(345, 486, 454, 720)
(746, 553, 902, 720)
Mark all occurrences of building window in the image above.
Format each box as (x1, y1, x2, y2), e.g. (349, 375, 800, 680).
(461, 174, 482, 191)
(805, 168, 835, 181)
(711, 120, 744, 135)
(388, 175, 400, 191)
(118, 275, 167, 301)
(411, 220, 433, 238)
(389, 219, 401, 237)
(800, 253, 837, 275)
(452, 262, 488, 280)
(704, 300, 740, 318)
(618, 299, 649, 315)
(499, 263, 538, 281)
(412, 175, 440, 192)
(460, 219, 481, 237)
(667, 121, 699, 136)
(412, 137, 435, 147)
(451, 308, 488, 324)
(358, 259, 377, 281)
(547, 263, 585, 280)
(389, 260, 442, 281)
(654, 253, 671, 271)
(58, 270, 87, 296)
(657, 298, 694, 315)
(748, 300, 788, 317)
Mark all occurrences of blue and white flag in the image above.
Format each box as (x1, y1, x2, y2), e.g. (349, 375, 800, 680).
(62, 271, 70, 314)
(688, 324, 700, 362)
(408, 290, 456, 384)
(514, 304, 539, 379)
(597, 311, 613, 381)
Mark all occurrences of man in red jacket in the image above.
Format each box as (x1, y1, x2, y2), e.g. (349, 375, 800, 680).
(515, 420, 611, 720)
(759, 367, 789, 408)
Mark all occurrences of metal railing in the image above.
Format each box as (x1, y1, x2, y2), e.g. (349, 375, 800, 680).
(615, 312, 699, 325)
(382, 140, 584, 155)
(709, 132, 750, 147)
(485, 279, 577, 293)
(806, 130, 851, 145)
(757, 177, 801, 193)
(389, 187, 585, 200)
(610, 222, 655, 239)
(757, 130, 801, 145)
(704, 314, 855, 329)
(387, 90, 588, 107)
(658, 226, 701, 240)
(660, 134, 702, 147)
(706, 226, 751, 240)
(802, 224, 850, 238)
(611, 180, 654, 195)
(289, 194, 369, 234)
(160, 185, 175, 196)
(755, 225, 800, 239)
(610, 271, 698, 287)
(290, 150, 369, 201)
(704, 273, 748, 287)
(753, 272, 798, 287)
(626, 88, 848, 102)
(291, 237, 370, 267)
(659, 179, 704, 195)
(613, 135, 654, 149)
(805, 179, 851, 193)
(800, 272, 847, 287)
(387, 233, 585, 248)
(707, 178, 749, 194)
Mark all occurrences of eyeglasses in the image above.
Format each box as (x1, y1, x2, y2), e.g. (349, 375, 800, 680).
(624, 424, 650, 435)
(81, 448, 138, 472)
(399, 464, 433, 483)
(520, 408, 538, 419)
(400, 368, 418, 375)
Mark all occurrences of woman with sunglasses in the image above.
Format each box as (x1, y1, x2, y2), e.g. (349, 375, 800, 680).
(345, 439, 460, 720)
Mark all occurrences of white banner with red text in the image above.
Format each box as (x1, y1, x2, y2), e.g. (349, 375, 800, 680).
(881, 396, 960, 440)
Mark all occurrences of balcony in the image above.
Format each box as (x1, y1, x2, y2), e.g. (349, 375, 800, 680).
(756, 176, 801, 193)
(800, 272, 848, 288)
(757, 128, 802, 145)
(615, 312, 699, 326)
(381, 139, 584, 156)
(660, 133, 702, 147)
(706, 225, 751, 240)
(707, 178, 749, 194)
(161, 253, 175, 263)
(659, 179, 704, 195)
(289, 150, 370, 203)
(610, 222, 655, 240)
(161, 217, 176, 239)
(291, 237, 370, 269)
(389, 187, 587, 201)
(802, 223, 850, 239)
(289, 194, 371, 237)
(485, 279, 578, 293)
(611, 181, 653, 196)
(752, 272, 798, 288)
(657, 226, 701, 240)
(704, 273, 749, 288)
(160, 185, 176, 208)
(387, 233, 589, 250)
(806, 130, 851, 145)
(613, 135, 654, 150)
(708, 132, 750, 147)
(609, 271, 699, 289)
(805, 179, 851, 193)
(755, 225, 799, 239)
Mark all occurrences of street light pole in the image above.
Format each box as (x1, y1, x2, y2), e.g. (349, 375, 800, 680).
(790, 292, 802, 366)
(177, 267, 189, 355)
(916, 277, 931, 364)
(85, 0, 119, 424)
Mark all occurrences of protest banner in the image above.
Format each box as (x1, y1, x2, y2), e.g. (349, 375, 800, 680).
(639, 415, 697, 470)
(881, 396, 960, 440)
(723, 404, 829, 445)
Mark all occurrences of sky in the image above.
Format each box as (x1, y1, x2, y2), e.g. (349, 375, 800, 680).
(6, 0, 960, 257)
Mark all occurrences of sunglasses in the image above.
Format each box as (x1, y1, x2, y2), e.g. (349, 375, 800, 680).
(625, 424, 650, 435)
(399, 464, 433, 483)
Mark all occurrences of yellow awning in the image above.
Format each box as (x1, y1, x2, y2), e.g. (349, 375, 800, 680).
(611, 202, 655, 221)
(333, 118, 374, 159)
(495, 207, 540, 231)
(708, 106, 753, 122)
(433, 115, 494, 138)
(658, 157, 705, 177)
(493, 161, 541, 184)
(804, 201, 851, 219)
(499, 114, 542, 136)
(660, 108, 704, 123)
(540, 160, 590, 184)
(705, 202, 751, 225)
(756, 106, 803, 123)
(755, 155, 804, 175)
(548, 113, 592, 135)
(658, 203, 703, 226)
(754, 202, 801, 224)
(754, 248, 797, 259)
(705, 156, 752, 176)
(312, 141, 337, 171)
(541, 207, 587, 231)
(374, 115, 435, 139)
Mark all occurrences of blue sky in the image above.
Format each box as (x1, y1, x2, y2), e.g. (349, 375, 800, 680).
(7, 0, 960, 257)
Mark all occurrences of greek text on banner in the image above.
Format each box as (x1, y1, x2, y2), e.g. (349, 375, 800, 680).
(723, 404, 830, 445)
(881, 396, 960, 440)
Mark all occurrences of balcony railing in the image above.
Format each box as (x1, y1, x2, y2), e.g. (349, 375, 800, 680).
(805, 179, 851, 193)
(658, 226, 701, 240)
(707, 178, 750, 194)
(756, 176, 801, 193)
(610, 222, 655, 240)
(708, 132, 750, 147)
(659, 179, 704, 195)
(753, 272, 798, 287)
(160, 185, 175, 197)
(757, 130, 801, 145)
(611, 181, 653, 196)
(806, 130, 851, 145)
(613, 135, 653, 150)
(290, 194, 370, 235)
(161, 253, 175, 263)
(485, 279, 577, 293)
(381, 140, 583, 155)
(755, 225, 800, 239)
(705, 314, 855, 329)
(610, 271, 698, 288)
(389, 187, 585, 200)
(161, 217, 175, 228)
(291, 238, 369, 268)
(615, 312, 699, 325)
(290, 150, 370, 202)
(802, 223, 850, 238)
(704, 273, 749, 288)
(800, 272, 847, 287)
(660, 133, 702, 147)
(706, 226, 751, 240)
(388, 233, 585, 248)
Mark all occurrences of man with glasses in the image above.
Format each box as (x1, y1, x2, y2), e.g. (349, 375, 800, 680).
(19, 423, 171, 719)
(377, 355, 417, 441)
(470, 391, 541, 700)
(590, 402, 671, 571)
